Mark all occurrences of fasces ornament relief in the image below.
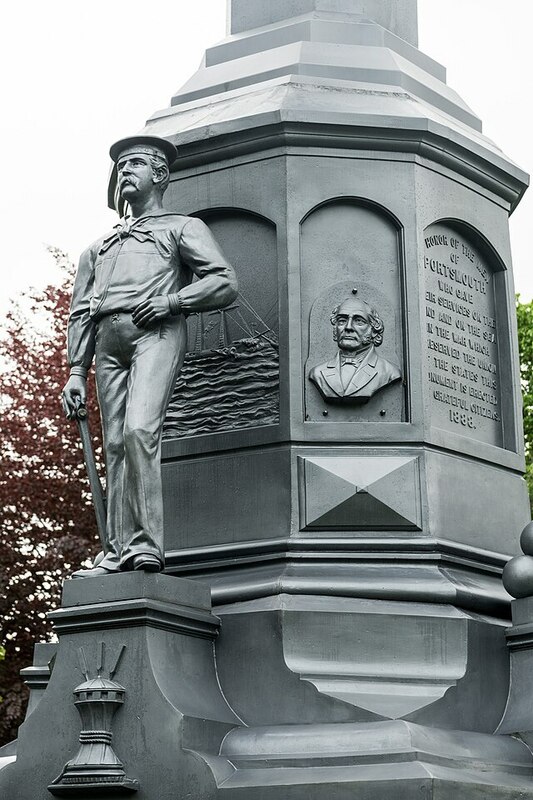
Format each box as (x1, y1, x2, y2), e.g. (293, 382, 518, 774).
(48, 643, 138, 796)
(423, 223, 503, 447)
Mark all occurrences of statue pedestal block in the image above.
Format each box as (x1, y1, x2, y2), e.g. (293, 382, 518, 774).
(0, 573, 240, 800)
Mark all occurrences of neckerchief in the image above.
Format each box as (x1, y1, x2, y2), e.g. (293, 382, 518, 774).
(98, 217, 156, 255)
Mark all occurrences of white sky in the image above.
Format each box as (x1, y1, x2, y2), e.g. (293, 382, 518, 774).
(1, 0, 532, 313)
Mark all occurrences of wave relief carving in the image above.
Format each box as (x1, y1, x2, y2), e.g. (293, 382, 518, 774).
(163, 336, 279, 439)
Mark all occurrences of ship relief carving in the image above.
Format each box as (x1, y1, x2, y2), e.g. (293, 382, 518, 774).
(163, 295, 279, 438)
(309, 289, 401, 405)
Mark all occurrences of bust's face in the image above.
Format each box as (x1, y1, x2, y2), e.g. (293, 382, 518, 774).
(117, 153, 155, 202)
(335, 299, 373, 353)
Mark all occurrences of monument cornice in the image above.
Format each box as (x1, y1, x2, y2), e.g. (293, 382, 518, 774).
(165, 537, 512, 617)
(166, 535, 510, 571)
(155, 119, 527, 211)
(49, 597, 220, 639)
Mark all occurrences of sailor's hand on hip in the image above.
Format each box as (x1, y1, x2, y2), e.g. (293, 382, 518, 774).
(132, 296, 171, 327)
(62, 376, 87, 420)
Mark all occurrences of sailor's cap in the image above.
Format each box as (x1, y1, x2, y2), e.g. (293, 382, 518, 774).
(109, 135, 177, 166)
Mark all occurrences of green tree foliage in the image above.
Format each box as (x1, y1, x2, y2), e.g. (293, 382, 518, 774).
(517, 295, 533, 507)
(0, 250, 101, 745)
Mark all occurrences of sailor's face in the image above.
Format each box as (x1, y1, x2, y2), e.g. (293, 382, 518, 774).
(117, 153, 154, 201)
(335, 301, 372, 352)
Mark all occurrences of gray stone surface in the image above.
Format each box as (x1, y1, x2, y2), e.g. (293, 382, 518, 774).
(300, 455, 421, 530)
(60, 569, 210, 609)
(214, 720, 533, 792)
(148, 0, 530, 792)
(228, 0, 419, 47)
(0, 574, 239, 799)
(213, 595, 510, 730)
(19, 642, 57, 719)
(497, 597, 533, 748)
(145, 0, 529, 589)
(170, 16, 479, 129)
(2, 581, 533, 798)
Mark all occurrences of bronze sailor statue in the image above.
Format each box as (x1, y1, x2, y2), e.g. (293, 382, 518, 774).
(62, 135, 238, 577)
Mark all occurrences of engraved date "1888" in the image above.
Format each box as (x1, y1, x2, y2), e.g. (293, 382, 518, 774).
(449, 409, 476, 429)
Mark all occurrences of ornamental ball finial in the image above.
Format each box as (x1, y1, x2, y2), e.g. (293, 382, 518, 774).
(503, 554, 533, 599)
(520, 521, 533, 555)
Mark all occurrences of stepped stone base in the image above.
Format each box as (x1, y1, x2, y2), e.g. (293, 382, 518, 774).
(204, 721, 533, 798)
(1, 577, 533, 799)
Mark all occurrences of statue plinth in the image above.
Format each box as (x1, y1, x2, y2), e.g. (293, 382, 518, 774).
(0, 574, 238, 800)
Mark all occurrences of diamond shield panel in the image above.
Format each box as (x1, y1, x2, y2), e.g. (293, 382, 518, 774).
(301, 456, 421, 530)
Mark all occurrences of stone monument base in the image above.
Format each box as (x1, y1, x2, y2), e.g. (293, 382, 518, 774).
(2, 574, 533, 798)
(0, 574, 238, 800)
(206, 722, 533, 798)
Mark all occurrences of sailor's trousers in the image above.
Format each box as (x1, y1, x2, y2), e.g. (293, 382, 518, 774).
(94, 312, 186, 570)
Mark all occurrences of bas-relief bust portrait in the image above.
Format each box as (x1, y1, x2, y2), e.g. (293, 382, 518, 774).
(309, 293, 401, 404)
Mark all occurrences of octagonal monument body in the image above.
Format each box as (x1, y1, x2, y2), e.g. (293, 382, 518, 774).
(147, 1, 529, 609)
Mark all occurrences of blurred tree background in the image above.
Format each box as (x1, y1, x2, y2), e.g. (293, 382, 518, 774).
(517, 296, 533, 507)
(0, 249, 101, 746)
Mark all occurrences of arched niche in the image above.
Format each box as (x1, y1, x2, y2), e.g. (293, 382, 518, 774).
(301, 198, 406, 423)
(422, 219, 516, 451)
(164, 207, 279, 440)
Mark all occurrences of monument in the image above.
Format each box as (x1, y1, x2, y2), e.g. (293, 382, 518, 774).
(2, 1, 533, 797)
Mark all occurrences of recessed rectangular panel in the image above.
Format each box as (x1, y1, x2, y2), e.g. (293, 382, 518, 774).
(299, 455, 422, 531)
(163, 448, 291, 550)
